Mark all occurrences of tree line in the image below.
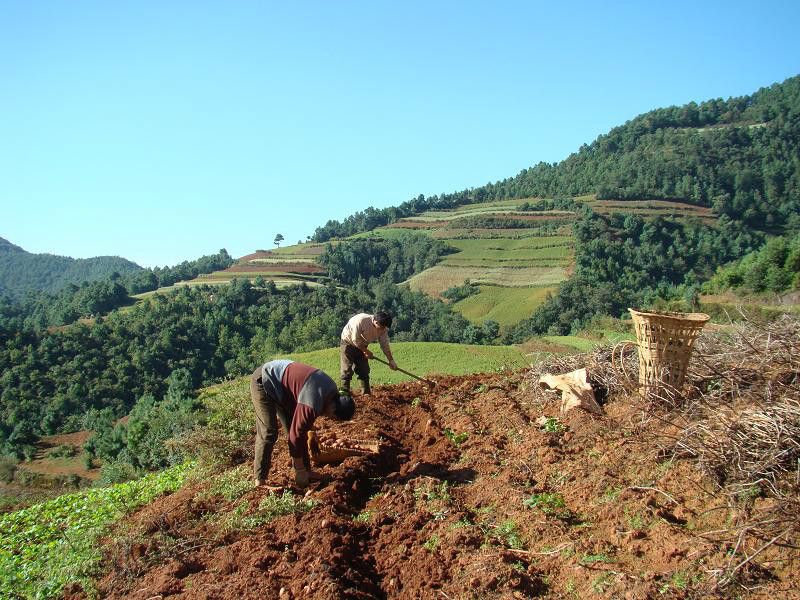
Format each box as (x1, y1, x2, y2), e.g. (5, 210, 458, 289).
(317, 234, 455, 285)
(704, 232, 800, 294)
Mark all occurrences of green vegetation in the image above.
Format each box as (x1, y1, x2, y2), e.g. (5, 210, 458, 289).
(507, 210, 762, 338)
(705, 232, 800, 294)
(523, 492, 571, 519)
(318, 234, 454, 285)
(423, 534, 440, 551)
(495, 519, 525, 550)
(0, 237, 142, 301)
(454, 285, 556, 328)
(444, 428, 469, 446)
(0, 462, 190, 599)
(541, 417, 565, 434)
(284, 342, 528, 385)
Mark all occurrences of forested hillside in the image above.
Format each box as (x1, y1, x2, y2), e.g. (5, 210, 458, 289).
(312, 75, 800, 240)
(0, 237, 142, 300)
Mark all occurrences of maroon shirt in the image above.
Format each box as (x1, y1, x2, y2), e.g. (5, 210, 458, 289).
(262, 360, 339, 467)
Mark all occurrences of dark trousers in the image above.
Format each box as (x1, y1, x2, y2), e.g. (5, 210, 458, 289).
(339, 341, 370, 388)
(250, 367, 290, 481)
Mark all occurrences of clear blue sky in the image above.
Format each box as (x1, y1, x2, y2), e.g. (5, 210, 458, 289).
(2, 1, 799, 267)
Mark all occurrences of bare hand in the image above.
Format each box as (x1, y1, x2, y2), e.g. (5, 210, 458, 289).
(389, 359, 398, 370)
(363, 349, 374, 359)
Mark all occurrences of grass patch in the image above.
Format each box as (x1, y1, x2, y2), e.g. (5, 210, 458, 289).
(281, 341, 528, 385)
(454, 285, 556, 328)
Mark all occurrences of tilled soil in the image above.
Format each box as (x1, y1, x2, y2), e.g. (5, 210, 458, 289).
(88, 371, 800, 599)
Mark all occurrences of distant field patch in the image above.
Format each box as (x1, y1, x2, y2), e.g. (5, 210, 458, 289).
(225, 263, 324, 274)
(406, 234, 573, 297)
(385, 219, 450, 228)
(407, 264, 568, 295)
(431, 226, 572, 239)
(442, 237, 573, 262)
(591, 199, 715, 221)
(352, 228, 433, 240)
(453, 286, 556, 328)
(280, 341, 529, 385)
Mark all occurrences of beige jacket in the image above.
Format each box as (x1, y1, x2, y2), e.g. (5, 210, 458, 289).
(341, 313, 393, 360)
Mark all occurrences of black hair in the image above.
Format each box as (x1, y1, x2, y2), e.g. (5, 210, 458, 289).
(374, 311, 392, 328)
(334, 394, 356, 421)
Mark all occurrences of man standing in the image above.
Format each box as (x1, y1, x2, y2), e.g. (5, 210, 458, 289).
(340, 311, 398, 395)
(250, 359, 355, 488)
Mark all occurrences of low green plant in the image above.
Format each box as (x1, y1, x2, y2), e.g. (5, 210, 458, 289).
(506, 429, 523, 443)
(200, 465, 253, 502)
(580, 552, 614, 565)
(0, 456, 17, 483)
(444, 428, 469, 446)
(423, 535, 440, 551)
(411, 397, 421, 408)
(47, 444, 78, 459)
(495, 519, 525, 550)
(625, 509, 648, 531)
(415, 480, 452, 506)
(0, 462, 191, 599)
(256, 490, 316, 522)
(449, 517, 473, 529)
(523, 492, 570, 519)
(597, 485, 622, 504)
(542, 417, 565, 433)
(591, 572, 614, 594)
(353, 510, 374, 523)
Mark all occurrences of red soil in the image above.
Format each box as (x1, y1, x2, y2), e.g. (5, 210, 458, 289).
(86, 371, 798, 599)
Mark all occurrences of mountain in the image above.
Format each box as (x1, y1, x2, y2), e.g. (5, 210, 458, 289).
(312, 74, 800, 241)
(0, 236, 143, 300)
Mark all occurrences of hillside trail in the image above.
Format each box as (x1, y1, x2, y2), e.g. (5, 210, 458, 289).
(83, 370, 799, 599)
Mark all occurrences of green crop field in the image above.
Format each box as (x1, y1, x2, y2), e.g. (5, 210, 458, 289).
(453, 285, 557, 328)
(276, 341, 530, 385)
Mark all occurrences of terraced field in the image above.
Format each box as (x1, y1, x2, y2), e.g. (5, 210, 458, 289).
(588, 198, 716, 222)
(385, 200, 576, 328)
(138, 197, 714, 329)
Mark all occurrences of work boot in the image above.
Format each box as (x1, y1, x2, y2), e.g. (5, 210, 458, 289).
(360, 378, 371, 395)
(341, 378, 351, 392)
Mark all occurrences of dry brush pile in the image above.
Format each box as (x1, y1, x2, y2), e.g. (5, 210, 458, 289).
(524, 315, 800, 592)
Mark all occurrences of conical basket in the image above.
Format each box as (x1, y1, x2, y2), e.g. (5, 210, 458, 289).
(628, 308, 710, 398)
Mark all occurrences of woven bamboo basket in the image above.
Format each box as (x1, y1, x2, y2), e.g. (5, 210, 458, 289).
(627, 308, 710, 398)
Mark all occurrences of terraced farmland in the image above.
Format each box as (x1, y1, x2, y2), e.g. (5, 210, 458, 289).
(391, 201, 576, 328)
(588, 198, 716, 222)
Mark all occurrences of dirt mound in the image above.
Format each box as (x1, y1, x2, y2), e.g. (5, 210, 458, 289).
(89, 370, 799, 599)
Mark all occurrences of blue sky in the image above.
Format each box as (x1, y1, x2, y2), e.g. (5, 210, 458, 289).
(2, 1, 799, 267)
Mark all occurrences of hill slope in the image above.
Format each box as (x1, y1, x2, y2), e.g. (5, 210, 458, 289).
(0, 236, 143, 300)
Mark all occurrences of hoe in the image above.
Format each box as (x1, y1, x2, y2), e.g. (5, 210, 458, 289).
(370, 355, 437, 389)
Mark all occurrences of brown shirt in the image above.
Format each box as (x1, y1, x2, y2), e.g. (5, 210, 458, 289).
(340, 313, 393, 360)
